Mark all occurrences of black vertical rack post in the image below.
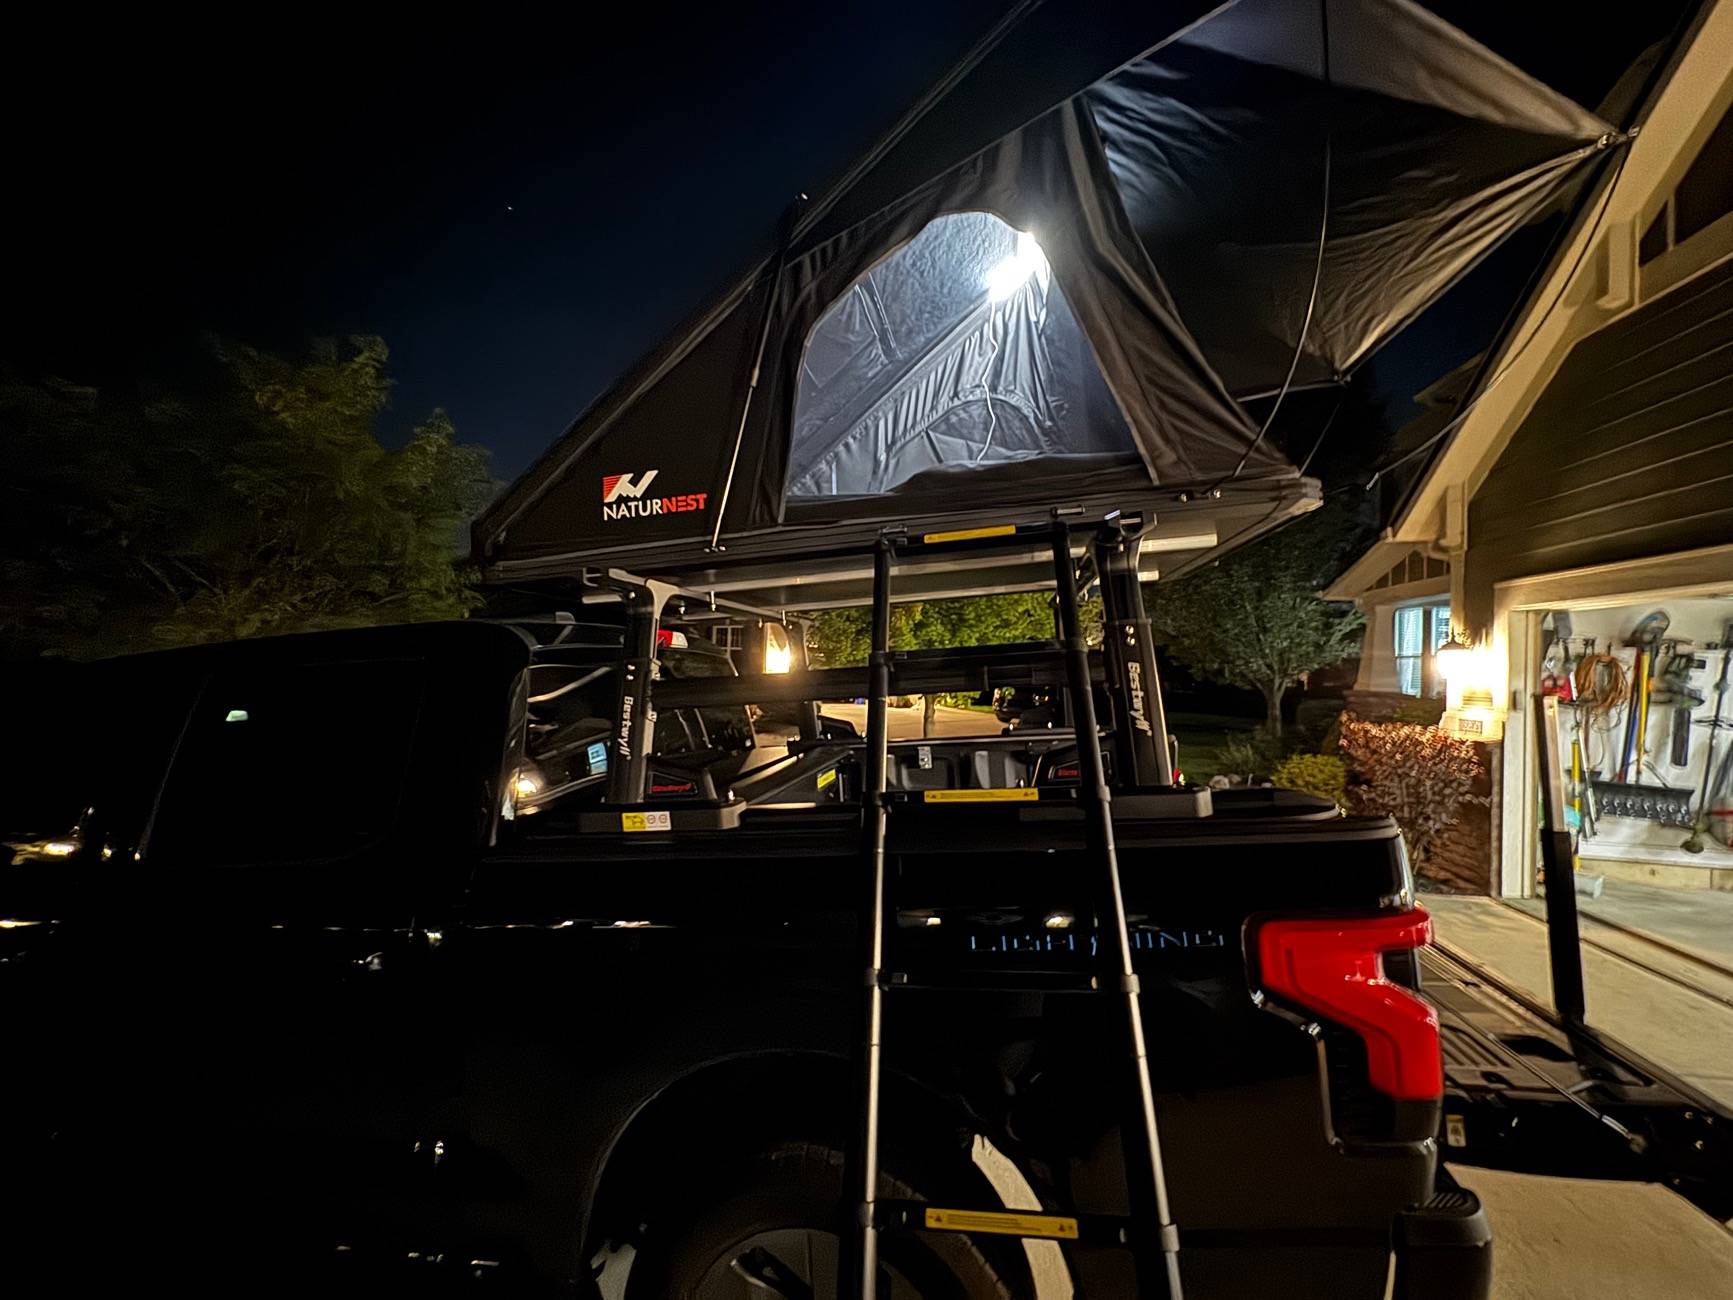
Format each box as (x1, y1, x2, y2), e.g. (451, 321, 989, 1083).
(1095, 523, 1176, 789)
(605, 583, 660, 806)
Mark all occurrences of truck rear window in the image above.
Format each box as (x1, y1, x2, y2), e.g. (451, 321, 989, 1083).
(147, 660, 425, 867)
(0, 669, 92, 855)
(2, 660, 198, 865)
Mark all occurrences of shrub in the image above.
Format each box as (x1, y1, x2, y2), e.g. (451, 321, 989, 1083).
(1294, 698, 1345, 751)
(1338, 713, 1487, 867)
(1391, 697, 1447, 726)
(1214, 731, 1285, 785)
(935, 691, 986, 709)
(1271, 752, 1348, 807)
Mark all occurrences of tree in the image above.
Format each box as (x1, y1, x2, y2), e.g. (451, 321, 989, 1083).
(0, 370, 202, 658)
(154, 337, 492, 644)
(0, 336, 492, 659)
(1146, 513, 1363, 734)
(806, 603, 928, 670)
(806, 591, 1095, 736)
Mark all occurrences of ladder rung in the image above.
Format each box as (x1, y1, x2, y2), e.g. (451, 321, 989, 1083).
(875, 1200, 1133, 1245)
(897, 521, 1066, 557)
(889, 787, 1059, 805)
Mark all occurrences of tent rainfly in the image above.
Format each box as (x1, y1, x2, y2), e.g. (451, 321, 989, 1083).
(475, 0, 1615, 604)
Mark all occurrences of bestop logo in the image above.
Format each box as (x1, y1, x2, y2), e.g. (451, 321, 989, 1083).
(601, 470, 708, 522)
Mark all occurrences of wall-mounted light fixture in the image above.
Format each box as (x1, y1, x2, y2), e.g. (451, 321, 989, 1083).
(1437, 627, 1502, 740)
(1435, 630, 1474, 684)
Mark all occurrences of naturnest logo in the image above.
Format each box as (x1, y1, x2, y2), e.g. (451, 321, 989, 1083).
(601, 470, 708, 522)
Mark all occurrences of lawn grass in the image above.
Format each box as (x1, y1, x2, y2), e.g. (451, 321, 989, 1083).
(1166, 711, 1260, 781)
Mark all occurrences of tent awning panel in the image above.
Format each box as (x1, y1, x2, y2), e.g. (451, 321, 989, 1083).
(1091, 0, 1612, 396)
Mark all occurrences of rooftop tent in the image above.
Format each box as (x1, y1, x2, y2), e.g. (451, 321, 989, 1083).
(1089, 0, 1615, 396)
(477, 0, 1614, 594)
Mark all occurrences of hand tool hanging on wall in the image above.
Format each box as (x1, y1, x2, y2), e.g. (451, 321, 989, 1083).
(1620, 611, 1669, 782)
(1540, 614, 1575, 699)
(1570, 735, 1595, 841)
(1651, 643, 1706, 768)
(1618, 645, 1648, 782)
(1572, 642, 1626, 795)
(1709, 741, 1733, 849)
(1597, 611, 1693, 823)
(1683, 627, 1732, 854)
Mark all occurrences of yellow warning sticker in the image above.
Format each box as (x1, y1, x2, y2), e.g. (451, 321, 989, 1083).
(922, 788, 1039, 803)
(816, 768, 837, 790)
(923, 1208, 1079, 1239)
(921, 524, 1015, 544)
(621, 810, 672, 832)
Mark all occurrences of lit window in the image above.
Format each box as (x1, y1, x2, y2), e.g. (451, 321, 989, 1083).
(1394, 604, 1453, 697)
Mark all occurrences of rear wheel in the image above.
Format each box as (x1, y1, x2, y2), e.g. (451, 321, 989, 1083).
(623, 1142, 1019, 1299)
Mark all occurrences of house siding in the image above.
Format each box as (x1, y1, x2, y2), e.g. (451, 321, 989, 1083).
(1464, 256, 1733, 630)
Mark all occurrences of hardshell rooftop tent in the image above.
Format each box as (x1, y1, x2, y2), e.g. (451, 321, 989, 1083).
(475, 0, 1615, 609)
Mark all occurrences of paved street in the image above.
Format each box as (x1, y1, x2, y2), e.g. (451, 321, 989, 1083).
(817, 701, 1005, 740)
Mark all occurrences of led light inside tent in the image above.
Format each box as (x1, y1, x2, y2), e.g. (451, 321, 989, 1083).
(985, 231, 1048, 301)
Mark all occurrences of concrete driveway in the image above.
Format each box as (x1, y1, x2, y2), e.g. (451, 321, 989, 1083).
(1452, 1166, 1733, 1299)
(1427, 895, 1733, 1109)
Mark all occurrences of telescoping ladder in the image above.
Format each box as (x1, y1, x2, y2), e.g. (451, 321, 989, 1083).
(843, 518, 1185, 1299)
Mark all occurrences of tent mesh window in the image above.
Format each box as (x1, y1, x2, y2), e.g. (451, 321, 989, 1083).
(787, 211, 1135, 501)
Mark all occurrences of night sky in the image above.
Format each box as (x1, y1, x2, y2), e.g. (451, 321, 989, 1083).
(7, 3, 1695, 483)
(9, 5, 1004, 478)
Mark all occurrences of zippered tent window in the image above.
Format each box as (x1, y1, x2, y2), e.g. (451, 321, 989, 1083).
(787, 211, 1135, 501)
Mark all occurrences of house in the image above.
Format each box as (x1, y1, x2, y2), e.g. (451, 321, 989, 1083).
(1327, 0, 1733, 897)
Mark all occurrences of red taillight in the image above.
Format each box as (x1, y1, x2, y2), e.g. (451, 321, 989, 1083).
(1254, 909, 1442, 1102)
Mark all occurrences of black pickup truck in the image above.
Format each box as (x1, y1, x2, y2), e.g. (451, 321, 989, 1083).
(0, 600, 1488, 1299)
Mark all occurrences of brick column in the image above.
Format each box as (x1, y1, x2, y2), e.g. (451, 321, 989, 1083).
(1418, 739, 1498, 895)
